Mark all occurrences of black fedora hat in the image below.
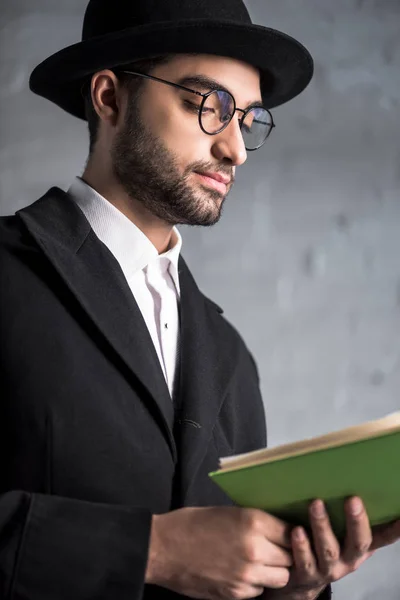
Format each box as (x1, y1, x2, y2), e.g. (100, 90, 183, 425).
(29, 0, 314, 120)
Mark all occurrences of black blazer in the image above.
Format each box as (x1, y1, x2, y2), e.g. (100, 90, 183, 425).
(0, 189, 330, 600)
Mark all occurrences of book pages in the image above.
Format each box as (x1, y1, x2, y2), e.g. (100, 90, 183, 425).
(219, 412, 400, 472)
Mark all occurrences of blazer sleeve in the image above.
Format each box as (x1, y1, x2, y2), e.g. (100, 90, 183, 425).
(0, 490, 152, 600)
(318, 586, 332, 599)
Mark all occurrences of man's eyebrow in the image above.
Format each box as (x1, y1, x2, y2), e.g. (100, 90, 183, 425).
(176, 75, 264, 110)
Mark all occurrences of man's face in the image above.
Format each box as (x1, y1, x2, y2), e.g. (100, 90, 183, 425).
(111, 54, 262, 227)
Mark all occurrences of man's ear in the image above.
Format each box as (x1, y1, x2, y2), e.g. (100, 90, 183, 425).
(90, 70, 124, 127)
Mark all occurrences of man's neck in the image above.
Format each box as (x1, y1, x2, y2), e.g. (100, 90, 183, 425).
(81, 165, 175, 255)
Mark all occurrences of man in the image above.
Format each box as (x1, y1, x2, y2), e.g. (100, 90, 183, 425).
(0, 0, 399, 599)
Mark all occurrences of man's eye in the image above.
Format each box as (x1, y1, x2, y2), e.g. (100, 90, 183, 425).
(184, 101, 215, 116)
(184, 100, 202, 113)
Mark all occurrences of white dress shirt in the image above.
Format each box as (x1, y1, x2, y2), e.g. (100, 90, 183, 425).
(67, 176, 182, 398)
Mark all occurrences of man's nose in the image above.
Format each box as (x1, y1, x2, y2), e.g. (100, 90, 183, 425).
(210, 116, 247, 166)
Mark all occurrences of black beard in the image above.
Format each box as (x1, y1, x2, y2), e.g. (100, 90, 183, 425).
(111, 96, 233, 227)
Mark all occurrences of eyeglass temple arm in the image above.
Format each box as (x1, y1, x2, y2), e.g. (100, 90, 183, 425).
(120, 70, 205, 98)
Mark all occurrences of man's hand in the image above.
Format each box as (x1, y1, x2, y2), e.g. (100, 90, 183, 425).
(145, 505, 293, 600)
(262, 497, 400, 600)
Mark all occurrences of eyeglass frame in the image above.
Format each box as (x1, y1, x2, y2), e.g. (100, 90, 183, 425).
(118, 70, 275, 151)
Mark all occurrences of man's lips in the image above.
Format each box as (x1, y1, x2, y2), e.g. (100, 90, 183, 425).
(194, 171, 231, 194)
(199, 171, 231, 185)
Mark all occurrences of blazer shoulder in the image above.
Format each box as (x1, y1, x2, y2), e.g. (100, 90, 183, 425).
(202, 294, 224, 315)
(0, 213, 30, 250)
(0, 187, 74, 253)
(201, 291, 260, 378)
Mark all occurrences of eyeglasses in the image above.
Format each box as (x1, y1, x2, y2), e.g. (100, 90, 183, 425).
(119, 70, 275, 151)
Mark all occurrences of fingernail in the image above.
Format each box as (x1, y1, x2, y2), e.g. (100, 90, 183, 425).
(350, 498, 363, 516)
(311, 500, 326, 518)
(294, 527, 306, 541)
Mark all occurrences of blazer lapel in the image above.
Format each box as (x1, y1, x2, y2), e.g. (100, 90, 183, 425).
(18, 188, 176, 461)
(174, 257, 238, 503)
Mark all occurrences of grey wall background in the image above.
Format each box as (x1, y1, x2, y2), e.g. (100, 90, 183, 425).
(1, 0, 399, 597)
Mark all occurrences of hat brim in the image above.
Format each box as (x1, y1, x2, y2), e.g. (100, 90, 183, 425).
(29, 19, 313, 119)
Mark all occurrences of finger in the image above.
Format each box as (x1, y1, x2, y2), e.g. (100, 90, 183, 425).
(233, 583, 265, 599)
(261, 539, 293, 568)
(252, 509, 292, 549)
(309, 500, 341, 577)
(342, 497, 372, 564)
(250, 565, 291, 589)
(242, 535, 292, 568)
(223, 580, 264, 600)
(370, 519, 400, 551)
(291, 526, 319, 582)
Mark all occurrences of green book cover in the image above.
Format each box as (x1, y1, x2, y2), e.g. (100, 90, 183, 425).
(209, 413, 400, 539)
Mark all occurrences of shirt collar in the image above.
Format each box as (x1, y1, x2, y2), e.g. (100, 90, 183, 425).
(67, 176, 182, 295)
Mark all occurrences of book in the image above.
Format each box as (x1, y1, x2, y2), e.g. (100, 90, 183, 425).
(209, 412, 400, 539)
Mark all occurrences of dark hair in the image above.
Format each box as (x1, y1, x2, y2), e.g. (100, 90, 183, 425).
(83, 55, 174, 155)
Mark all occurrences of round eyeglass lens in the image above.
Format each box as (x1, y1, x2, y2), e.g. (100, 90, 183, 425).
(200, 90, 235, 134)
(241, 107, 273, 150)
